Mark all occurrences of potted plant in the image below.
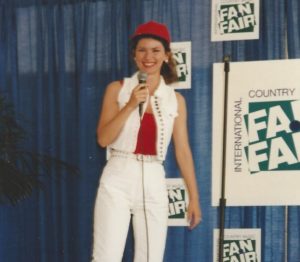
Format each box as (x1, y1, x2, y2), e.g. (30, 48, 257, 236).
(0, 94, 78, 205)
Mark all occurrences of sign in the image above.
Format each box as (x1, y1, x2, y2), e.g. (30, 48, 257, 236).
(213, 229, 261, 262)
(170, 41, 192, 89)
(167, 178, 189, 226)
(212, 59, 300, 206)
(211, 0, 260, 42)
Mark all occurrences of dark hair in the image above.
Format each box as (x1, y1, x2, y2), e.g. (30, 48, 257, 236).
(130, 35, 178, 84)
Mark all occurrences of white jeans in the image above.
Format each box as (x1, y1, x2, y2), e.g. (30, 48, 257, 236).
(92, 156, 169, 262)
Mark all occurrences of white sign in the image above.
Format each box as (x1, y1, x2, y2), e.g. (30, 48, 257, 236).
(170, 41, 192, 89)
(213, 228, 261, 262)
(212, 59, 300, 206)
(211, 0, 260, 42)
(166, 178, 189, 226)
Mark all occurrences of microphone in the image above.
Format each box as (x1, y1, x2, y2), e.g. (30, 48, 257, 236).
(138, 72, 147, 117)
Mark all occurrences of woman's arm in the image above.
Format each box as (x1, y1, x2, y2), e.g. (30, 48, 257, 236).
(172, 92, 202, 229)
(97, 81, 148, 147)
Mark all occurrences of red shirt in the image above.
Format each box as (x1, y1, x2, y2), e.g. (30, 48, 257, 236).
(134, 113, 157, 155)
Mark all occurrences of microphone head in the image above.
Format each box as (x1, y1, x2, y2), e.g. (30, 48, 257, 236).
(138, 71, 147, 83)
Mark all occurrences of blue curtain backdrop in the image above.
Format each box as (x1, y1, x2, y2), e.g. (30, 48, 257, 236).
(0, 0, 299, 261)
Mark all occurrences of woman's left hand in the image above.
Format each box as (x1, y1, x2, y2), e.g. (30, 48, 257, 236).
(187, 200, 202, 230)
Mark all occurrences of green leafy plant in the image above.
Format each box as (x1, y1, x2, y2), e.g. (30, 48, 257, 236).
(0, 95, 78, 205)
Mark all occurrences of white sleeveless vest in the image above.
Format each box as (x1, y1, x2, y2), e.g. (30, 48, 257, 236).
(109, 72, 178, 161)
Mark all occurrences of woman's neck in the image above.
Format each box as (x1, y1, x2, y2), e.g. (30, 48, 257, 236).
(146, 73, 161, 95)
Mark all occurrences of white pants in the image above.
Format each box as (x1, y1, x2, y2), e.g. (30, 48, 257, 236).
(92, 156, 169, 262)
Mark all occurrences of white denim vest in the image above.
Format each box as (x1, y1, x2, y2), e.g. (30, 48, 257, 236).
(108, 72, 178, 161)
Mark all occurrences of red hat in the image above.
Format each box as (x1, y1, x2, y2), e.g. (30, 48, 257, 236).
(132, 20, 171, 44)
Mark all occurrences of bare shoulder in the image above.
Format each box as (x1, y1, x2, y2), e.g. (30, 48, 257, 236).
(101, 81, 122, 103)
(175, 91, 186, 108)
(105, 80, 123, 95)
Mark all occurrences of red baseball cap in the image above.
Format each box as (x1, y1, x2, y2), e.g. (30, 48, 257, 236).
(131, 20, 171, 44)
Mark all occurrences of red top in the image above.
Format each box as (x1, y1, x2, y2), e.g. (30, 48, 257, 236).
(134, 113, 157, 155)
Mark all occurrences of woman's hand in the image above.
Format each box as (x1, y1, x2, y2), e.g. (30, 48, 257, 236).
(187, 199, 202, 229)
(126, 84, 149, 110)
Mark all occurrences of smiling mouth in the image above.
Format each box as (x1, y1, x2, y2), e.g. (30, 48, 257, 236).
(142, 62, 156, 67)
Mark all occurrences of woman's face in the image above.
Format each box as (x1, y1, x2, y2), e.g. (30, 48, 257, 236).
(134, 38, 169, 76)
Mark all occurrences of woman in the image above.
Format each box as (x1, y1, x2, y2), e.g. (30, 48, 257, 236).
(92, 20, 202, 262)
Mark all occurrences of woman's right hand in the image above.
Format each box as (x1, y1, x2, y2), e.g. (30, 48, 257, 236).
(126, 84, 149, 109)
